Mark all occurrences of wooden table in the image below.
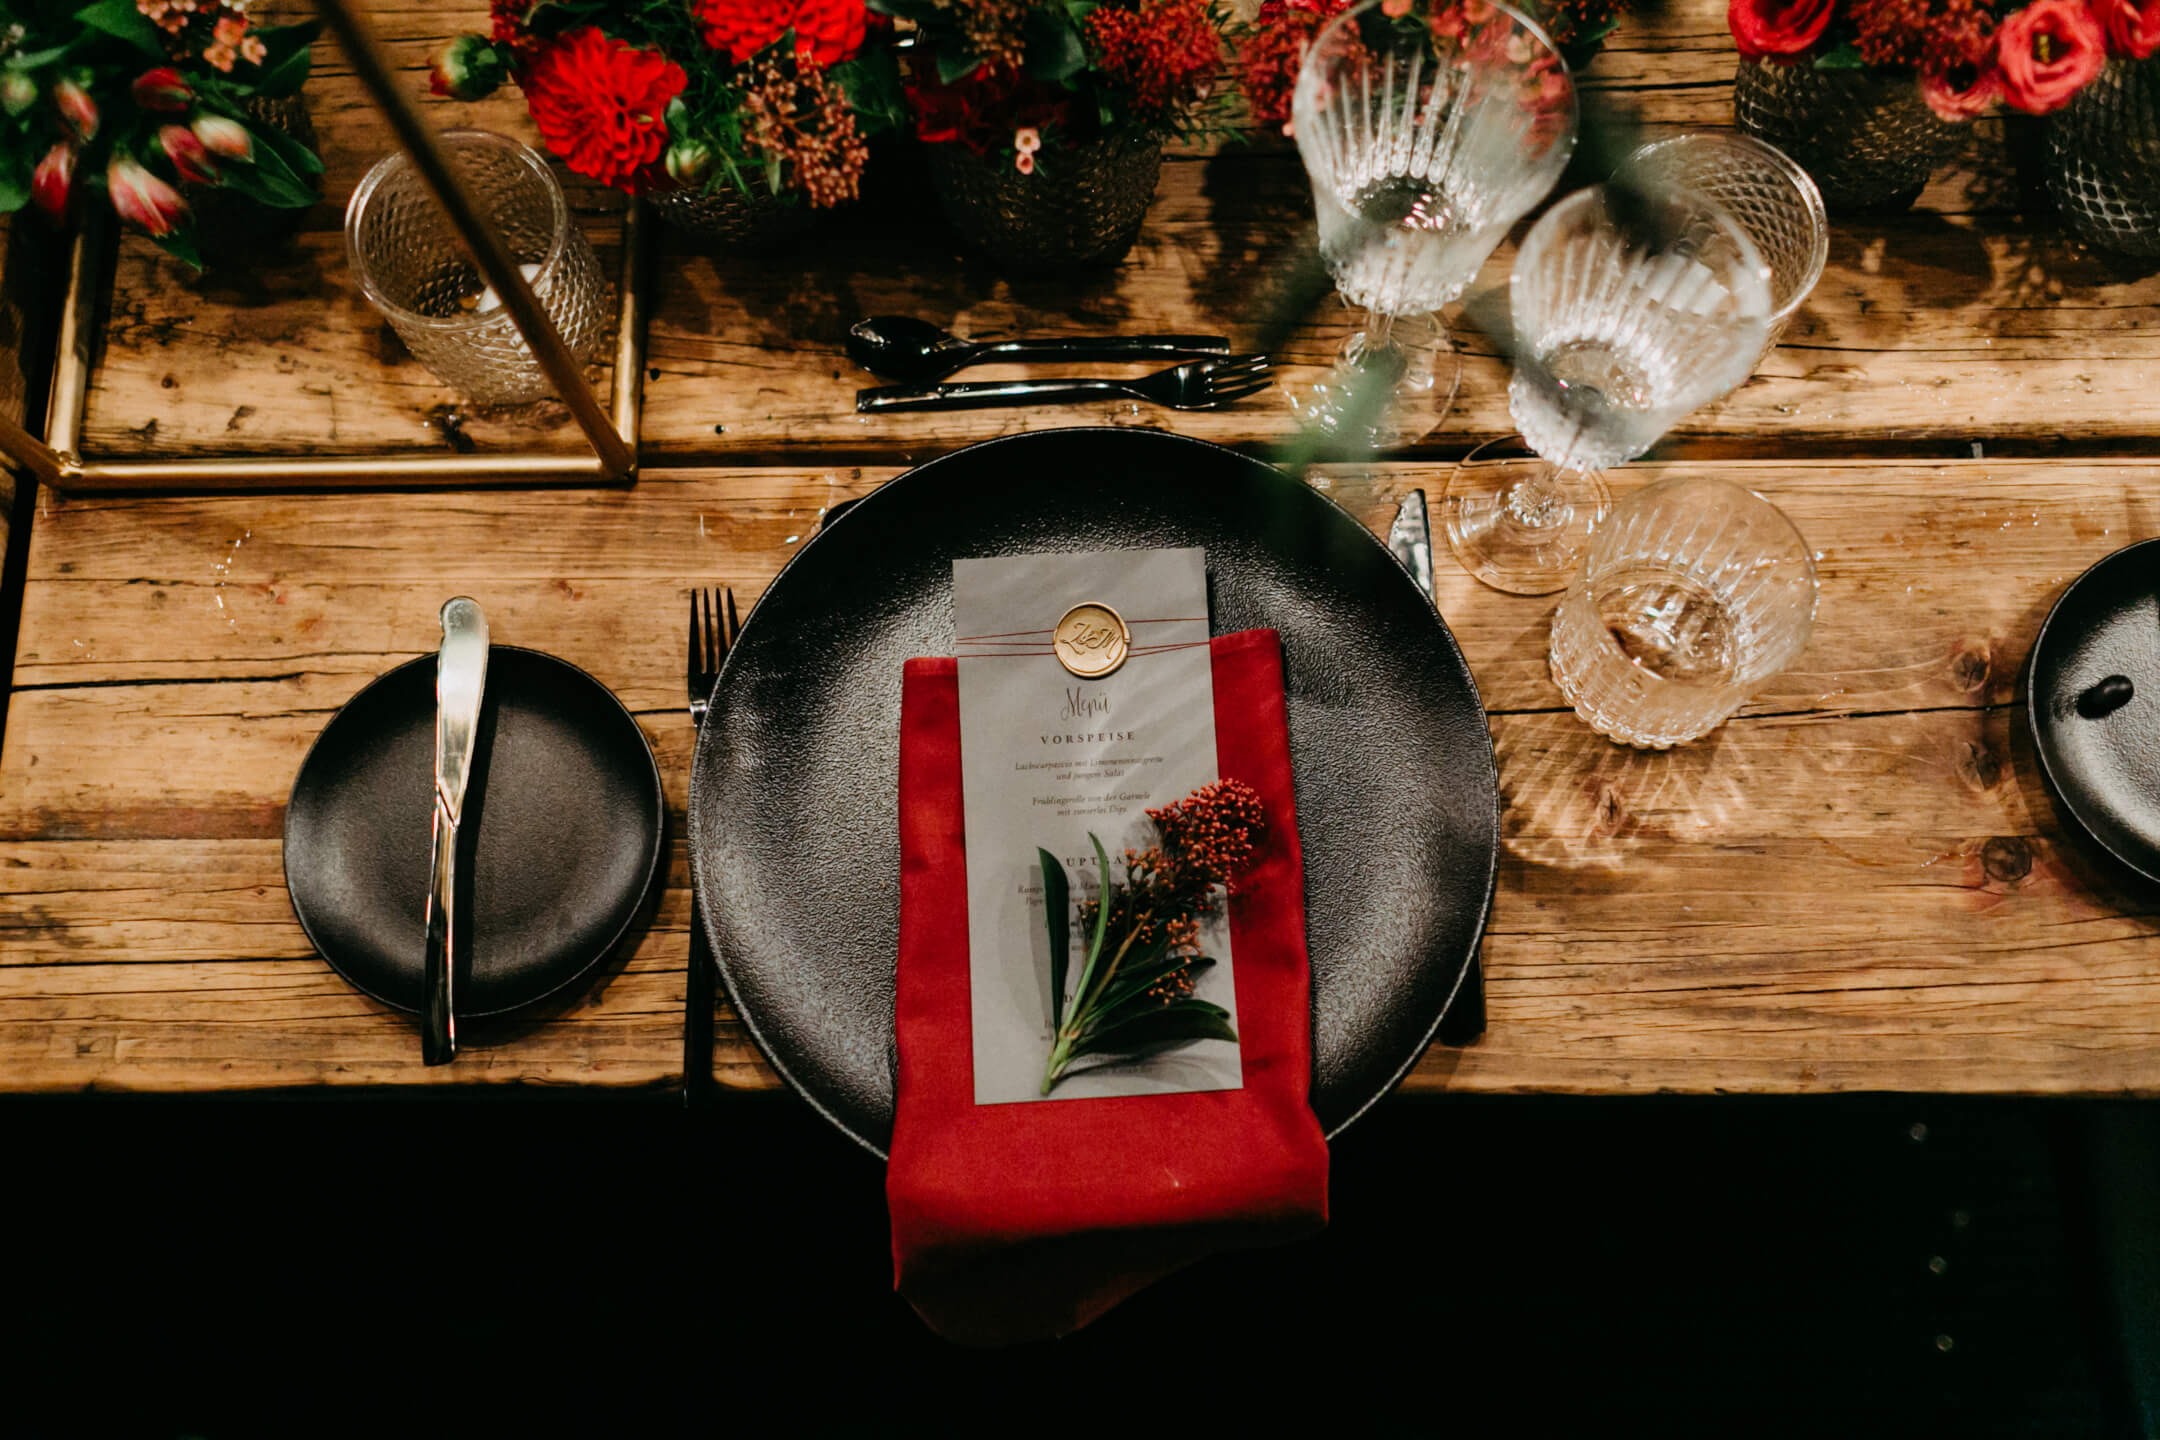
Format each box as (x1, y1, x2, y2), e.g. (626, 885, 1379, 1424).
(4, 0, 2158, 1100)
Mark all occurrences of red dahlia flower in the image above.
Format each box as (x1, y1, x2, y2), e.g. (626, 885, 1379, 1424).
(1997, 0, 2107, 112)
(1728, 0, 1835, 58)
(693, 0, 869, 67)
(522, 27, 687, 191)
(2099, 0, 2160, 56)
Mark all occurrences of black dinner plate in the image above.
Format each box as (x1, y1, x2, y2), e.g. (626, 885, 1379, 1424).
(284, 646, 665, 1017)
(2028, 537, 2160, 883)
(689, 428, 1501, 1158)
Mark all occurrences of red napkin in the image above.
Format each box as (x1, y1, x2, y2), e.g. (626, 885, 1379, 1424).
(886, 628, 1330, 1346)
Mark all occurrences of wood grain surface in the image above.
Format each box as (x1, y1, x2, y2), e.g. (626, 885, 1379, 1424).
(5, 458, 2159, 1097)
(13, 0, 2160, 1102)
(67, 0, 2160, 469)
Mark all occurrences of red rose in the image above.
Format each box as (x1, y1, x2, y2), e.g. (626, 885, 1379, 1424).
(1921, 58, 2004, 117)
(2099, 0, 2160, 56)
(1997, 0, 2107, 113)
(693, 0, 868, 67)
(1727, 0, 1834, 58)
(522, 27, 687, 191)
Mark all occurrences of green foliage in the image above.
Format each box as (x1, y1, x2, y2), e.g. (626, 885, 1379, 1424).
(72, 0, 163, 58)
(1037, 831, 1240, 1096)
(0, 0, 323, 268)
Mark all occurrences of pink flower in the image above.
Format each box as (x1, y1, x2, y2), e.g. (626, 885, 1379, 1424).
(1015, 150, 1035, 174)
(2099, 0, 2160, 56)
(1921, 58, 2004, 117)
(131, 67, 192, 112)
(1727, 0, 1835, 58)
(31, 144, 73, 220)
(107, 155, 187, 236)
(1997, 0, 2107, 113)
(159, 124, 217, 184)
(54, 78, 97, 142)
(1013, 126, 1041, 155)
(192, 113, 253, 161)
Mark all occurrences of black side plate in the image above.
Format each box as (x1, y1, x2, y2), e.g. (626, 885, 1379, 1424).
(285, 646, 665, 1017)
(2029, 537, 2160, 884)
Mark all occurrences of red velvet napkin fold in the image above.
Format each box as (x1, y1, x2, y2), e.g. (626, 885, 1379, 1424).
(887, 628, 1330, 1347)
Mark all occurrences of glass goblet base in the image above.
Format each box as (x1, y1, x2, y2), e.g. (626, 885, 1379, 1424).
(1284, 310, 1461, 452)
(1441, 449, 1613, 596)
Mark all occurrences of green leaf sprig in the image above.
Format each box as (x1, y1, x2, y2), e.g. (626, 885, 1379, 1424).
(1035, 778, 1264, 1095)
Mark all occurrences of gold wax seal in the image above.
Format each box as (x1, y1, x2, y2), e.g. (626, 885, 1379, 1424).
(1054, 602, 1130, 679)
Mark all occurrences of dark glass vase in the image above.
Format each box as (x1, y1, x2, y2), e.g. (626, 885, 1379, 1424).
(927, 131, 1162, 271)
(2046, 58, 2160, 259)
(648, 181, 816, 252)
(1732, 57, 1965, 213)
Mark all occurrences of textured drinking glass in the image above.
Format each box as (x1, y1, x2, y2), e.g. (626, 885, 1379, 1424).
(346, 131, 608, 406)
(1549, 476, 1816, 748)
(1624, 133, 1827, 354)
(1443, 184, 1772, 594)
(1289, 0, 1577, 445)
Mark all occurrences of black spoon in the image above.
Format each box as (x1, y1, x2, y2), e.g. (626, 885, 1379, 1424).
(845, 315, 1233, 383)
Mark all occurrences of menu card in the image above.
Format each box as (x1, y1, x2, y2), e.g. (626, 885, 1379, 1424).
(952, 549, 1244, 1105)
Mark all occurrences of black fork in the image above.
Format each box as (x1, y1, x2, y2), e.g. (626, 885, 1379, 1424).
(684, 587, 737, 1107)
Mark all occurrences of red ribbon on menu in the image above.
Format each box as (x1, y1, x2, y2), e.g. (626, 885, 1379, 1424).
(886, 629, 1330, 1346)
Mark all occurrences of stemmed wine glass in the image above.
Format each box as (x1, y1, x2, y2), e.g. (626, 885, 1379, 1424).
(1289, 0, 1577, 448)
(1441, 184, 1774, 594)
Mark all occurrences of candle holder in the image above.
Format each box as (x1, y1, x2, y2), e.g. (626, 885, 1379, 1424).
(4, 0, 647, 494)
(347, 132, 609, 408)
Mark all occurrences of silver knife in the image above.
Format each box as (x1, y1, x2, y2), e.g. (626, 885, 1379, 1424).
(1388, 489, 1436, 604)
(423, 597, 489, 1066)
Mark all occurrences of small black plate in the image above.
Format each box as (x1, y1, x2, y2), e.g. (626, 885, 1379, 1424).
(690, 428, 1501, 1158)
(284, 646, 665, 1016)
(2029, 537, 2160, 883)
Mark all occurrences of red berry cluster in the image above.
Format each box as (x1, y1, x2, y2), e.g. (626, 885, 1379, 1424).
(1087, 0, 1227, 125)
(739, 52, 870, 208)
(1148, 777, 1267, 888)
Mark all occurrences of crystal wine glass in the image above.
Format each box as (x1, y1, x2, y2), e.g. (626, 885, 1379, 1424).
(1442, 184, 1773, 594)
(1289, 0, 1577, 448)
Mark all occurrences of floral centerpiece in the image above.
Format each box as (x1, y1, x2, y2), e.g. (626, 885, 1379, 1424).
(1237, 0, 1635, 137)
(438, 0, 903, 244)
(878, 0, 1237, 267)
(1728, 0, 2138, 116)
(1, 0, 323, 267)
(1728, 0, 2157, 211)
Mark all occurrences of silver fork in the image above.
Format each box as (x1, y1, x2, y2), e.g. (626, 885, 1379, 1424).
(855, 354, 1274, 414)
(683, 587, 736, 1107)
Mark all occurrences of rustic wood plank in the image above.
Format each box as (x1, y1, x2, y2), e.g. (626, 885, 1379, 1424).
(69, 0, 2160, 469)
(5, 458, 2160, 1096)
